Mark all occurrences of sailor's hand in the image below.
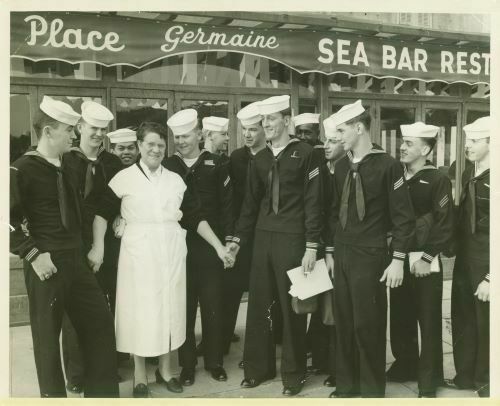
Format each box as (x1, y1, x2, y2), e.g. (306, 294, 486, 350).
(380, 259, 404, 288)
(474, 280, 490, 302)
(87, 244, 104, 273)
(325, 253, 334, 280)
(411, 259, 431, 278)
(112, 215, 126, 238)
(302, 249, 317, 277)
(31, 252, 57, 281)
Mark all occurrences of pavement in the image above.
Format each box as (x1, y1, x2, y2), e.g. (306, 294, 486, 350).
(9, 280, 479, 398)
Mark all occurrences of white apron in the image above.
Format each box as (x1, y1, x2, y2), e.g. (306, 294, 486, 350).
(108, 164, 188, 356)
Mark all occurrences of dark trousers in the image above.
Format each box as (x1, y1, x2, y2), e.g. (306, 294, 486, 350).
(243, 230, 307, 387)
(334, 243, 388, 397)
(24, 249, 118, 398)
(451, 255, 489, 397)
(62, 234, 120, 384)
(307, 311, 330, 371)
(389, 257, 444, 394)
(221, 241, 251, 353)
(179, 234, 224, 370)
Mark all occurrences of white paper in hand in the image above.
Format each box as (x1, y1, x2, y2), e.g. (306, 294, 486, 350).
(409, 252, 440, 273)
(287, 259, 333, 300)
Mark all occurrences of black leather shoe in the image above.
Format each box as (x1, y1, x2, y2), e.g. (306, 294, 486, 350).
(241, 378, 261, 388)
(329, 390, 357, 398)
(155, 369, 183, 393)
(238, 360, 245, 369)
(323, 375, 336, 387)
(231, 333, 240, 343)
(179, 368, 195, 386)
(282, 383, 303, 396)
(196, 341, 204, 357)
(206, 366, 227, 381)
(133, 382, 149, 398)
(66, 382, 83, 394)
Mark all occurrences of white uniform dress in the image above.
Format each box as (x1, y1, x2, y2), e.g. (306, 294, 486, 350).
(108, 161, 189, 356)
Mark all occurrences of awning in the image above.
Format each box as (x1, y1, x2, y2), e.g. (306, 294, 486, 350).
(11, 12, 490, 84)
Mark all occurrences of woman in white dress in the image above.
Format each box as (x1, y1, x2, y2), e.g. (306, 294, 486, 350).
(87, 122, 233, 397)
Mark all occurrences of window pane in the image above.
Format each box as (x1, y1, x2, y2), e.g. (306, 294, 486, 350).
(180, 99, 229, 154)
(298, 73, 316, 98)
(10, 94, 32, 162)
(118, 52, 291, 89)
(10, 59, 102, 80)
(115, 98, 169, 129)
(380, 107, 416, 159)
(424, 108, 458, 198)
(424, 81, 462, 97)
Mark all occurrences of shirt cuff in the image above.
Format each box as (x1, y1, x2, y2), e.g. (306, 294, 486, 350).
(421, 252, 435, 264)
(306, 242, 319, 250)
(392, 251, 406, 261)
(325, 246, 334, 254)
(225, 235, 234, 243)
(484, 273, 490, 283)
(24, 247, 40, 263)
(231, 236, 241, 245)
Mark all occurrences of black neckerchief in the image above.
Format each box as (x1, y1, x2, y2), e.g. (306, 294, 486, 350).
(69, 146, 106, 198)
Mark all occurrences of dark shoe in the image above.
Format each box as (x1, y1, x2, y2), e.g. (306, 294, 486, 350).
(442, 378, 475, 390)
(179, 368, 195, 386)
(329, 390, 353, 398)
(133, 382, 149, 398)
(323, 375, 336, 387)
(231, 333, 240, 343)
(238, 360, 245, 369)
(206, 366, 227, 381)
(282, 383, 303, 396)
(241, 378, 261, 388)
(155, 370, 183, 393)
(66, 382, 83, 394)
(196, 341, 204, 357)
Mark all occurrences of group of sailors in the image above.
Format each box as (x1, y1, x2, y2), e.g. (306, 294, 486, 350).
(9, 93, 490, 398)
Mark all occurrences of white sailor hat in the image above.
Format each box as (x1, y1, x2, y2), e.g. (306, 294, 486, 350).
(106, 128, 137, 144)
(257, 95, 290, 115)
(202, 116, 229, 132)
(323, 115, 339, 139)
(237, 102, 262, 126)
(40, 96, 81, 126)
(167, 109, 198, 135)
(81, 101, 114, 128)
(331, 100, 366, 126)
(400, 122, 439, 138)
(463, 116, 490, 140)
(293, 113, 320, 127)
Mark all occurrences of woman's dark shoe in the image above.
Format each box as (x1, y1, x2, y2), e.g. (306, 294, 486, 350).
(132, 382, 149, 398)
(206, 366, 227, 381)
(323, 375, 336, 387)
(155, 369, 183, 393)
(179, 368, 195, 386)
(66, 382, 83, 394)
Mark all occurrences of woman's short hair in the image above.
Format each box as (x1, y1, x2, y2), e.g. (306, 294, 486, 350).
(137, 122, 168, 142)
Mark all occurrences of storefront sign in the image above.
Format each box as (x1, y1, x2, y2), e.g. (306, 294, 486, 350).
(11, 12, 490, 84)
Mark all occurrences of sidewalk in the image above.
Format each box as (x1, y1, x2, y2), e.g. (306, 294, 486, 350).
(9, 280, 478, 398)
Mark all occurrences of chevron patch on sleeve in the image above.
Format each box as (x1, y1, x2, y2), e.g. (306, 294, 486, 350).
(439, 195, 449, 208)
(309, 167, 319, 180)
(393, 177, 404, 190)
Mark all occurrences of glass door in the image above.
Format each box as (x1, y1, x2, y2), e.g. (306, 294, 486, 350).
(174, 92, 234, 154)
(10, 84, 37, 160)
(111, 88, 173, 153)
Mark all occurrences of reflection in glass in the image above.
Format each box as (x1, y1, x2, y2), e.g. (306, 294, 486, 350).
(380, 107, 416, 160)
(10, 59, 102, 80)
(425, 108, 458, 197)
(180, 99, 229, 154)
(115, 98, 169, 129)
(10, 94, 32, 162)
(118, 52, 290, 89)
(299, 73, 316, 98)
